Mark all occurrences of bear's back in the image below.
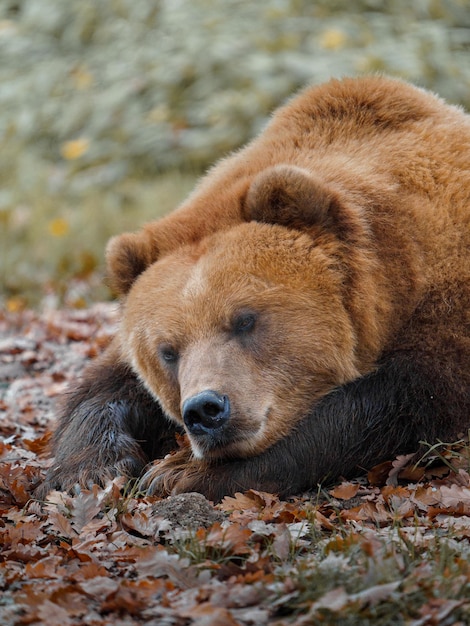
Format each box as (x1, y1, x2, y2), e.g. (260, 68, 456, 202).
(266, 76, 470, 209)
(203, 76, 470, 272)
(136, 76, 469, 286)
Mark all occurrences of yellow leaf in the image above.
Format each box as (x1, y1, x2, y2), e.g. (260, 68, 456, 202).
(48, 218, 70, 237)
(61, 138, 90, 160)
(6, 297, 26, 313)
(319, 28, 347, 51)
(147, 105, 170, 123)
(72, 66, 94, 89)
(0, 20, 16, 35)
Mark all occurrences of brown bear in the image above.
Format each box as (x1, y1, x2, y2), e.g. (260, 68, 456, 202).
(39, 76, 470, 502)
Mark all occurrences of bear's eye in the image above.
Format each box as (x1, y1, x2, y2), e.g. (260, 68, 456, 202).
(158, 344, 179, 365)
(233, 312, 257, 335)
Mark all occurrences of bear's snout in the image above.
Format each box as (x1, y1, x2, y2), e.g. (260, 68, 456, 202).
(182, 390, 230, 436)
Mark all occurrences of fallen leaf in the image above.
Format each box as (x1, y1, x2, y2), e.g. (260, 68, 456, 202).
(437, 484, 470, 509)
(181, 603, 240, 626)
(78, 575, 120, 599)
(36, 600, 74, 626)
(329, 482, 360, 500)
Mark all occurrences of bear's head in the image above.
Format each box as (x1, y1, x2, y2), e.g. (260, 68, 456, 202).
(109, 166, 371, 460)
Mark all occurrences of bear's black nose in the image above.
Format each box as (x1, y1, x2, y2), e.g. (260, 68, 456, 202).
(182, 391, 230, 435)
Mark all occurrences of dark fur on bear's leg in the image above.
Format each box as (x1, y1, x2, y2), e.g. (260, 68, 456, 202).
(142, 342, 469, 502)
(36, 344, 181, 499)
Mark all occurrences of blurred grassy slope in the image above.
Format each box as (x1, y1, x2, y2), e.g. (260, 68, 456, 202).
(1, 0, 469, 309)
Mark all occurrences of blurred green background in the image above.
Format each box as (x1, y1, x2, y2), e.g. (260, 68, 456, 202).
(1, 0, 469, 310)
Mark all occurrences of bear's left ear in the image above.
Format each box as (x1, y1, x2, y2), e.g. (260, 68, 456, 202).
(106, 232, 156, 296)
(245, 165, 339, 230)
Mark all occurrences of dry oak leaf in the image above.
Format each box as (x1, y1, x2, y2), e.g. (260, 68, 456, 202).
(221, 489, 302, 524)
(121, 510, 169, 537)
(386, 453, 418, 486)
(367, 460, 394, 486)
(220, 490, 277, 513)
(24, 556, 67, 580)
(313, 509, 336, 530)
(202, 522, 253, 556)
(48, 509, 76, 538)
(433, 515, 470, 536)
(409, 486, 440, 511)
(180, 603, 240, 626)
(340, 501, 392, 524)
(78, 575, 120, 599)
(437, 484, 470, 509)
(134, 547, 198, 588)
(36, 600, 73, 626)
(329, 482, 360, 500)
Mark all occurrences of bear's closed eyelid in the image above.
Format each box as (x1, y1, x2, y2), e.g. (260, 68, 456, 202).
(232, 312, 257, 334)
(158, 344, 179, 364)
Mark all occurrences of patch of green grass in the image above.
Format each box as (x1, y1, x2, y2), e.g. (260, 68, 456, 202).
(272, 525, 470, 624)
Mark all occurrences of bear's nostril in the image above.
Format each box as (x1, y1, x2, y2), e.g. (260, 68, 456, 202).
(182, 391, 230, 435)
(203, 401, 222, 418)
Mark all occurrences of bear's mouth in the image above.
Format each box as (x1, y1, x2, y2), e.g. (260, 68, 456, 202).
(188, 423, 250, 459)
(186, 408, 270, 460)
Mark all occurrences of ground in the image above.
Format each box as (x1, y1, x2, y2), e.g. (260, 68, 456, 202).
(2, 306, 470, 625)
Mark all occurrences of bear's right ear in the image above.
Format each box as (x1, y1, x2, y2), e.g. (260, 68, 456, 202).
(245, 165, 339, 230)
(106, 232, 157, 296)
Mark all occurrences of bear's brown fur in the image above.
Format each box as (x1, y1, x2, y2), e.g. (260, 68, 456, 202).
(39, 76, 470, 501)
